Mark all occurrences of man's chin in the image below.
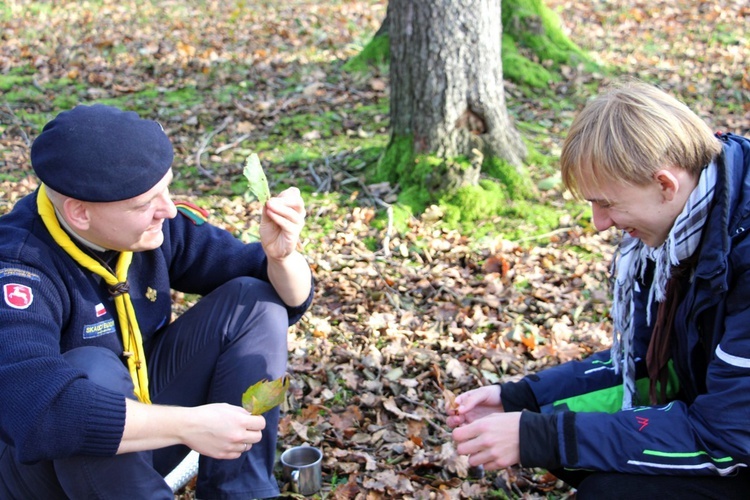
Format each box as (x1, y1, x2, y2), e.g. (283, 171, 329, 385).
(133, 234, 164, 252)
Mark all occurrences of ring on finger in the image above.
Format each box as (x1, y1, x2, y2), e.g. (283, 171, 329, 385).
(243, 442, 248, 452)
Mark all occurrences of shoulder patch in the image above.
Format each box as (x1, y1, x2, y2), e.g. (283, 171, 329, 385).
(3, 283, 33, 309)
(175, 201, 209, 225)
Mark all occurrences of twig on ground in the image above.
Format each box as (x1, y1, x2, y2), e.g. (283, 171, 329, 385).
(397, 395, 451, 436)
(309, 156, 333, 193)
(214, 133, 251, 154)
(1, 105, 31, 146)
(359, 182, 393, 257)
(195, 116, 232, 177)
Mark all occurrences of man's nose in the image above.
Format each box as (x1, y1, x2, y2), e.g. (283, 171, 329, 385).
(157, 193, 177, 219)
(591, 204, 613, 232)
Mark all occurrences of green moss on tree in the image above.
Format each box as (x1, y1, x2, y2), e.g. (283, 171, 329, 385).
(374, 134, 542, 226)
(502, 0, 593, 66)
(343, 34, 390, 73)
(502, 35, 557, 88)
(500, 0, 599, 87)
(374, 134, 414, 182)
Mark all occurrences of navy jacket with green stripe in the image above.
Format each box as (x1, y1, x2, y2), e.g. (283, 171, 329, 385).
(504, 132, 750, 475)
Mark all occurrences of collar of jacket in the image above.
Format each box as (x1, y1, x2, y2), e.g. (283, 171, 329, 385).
(694, 133, 750, 294)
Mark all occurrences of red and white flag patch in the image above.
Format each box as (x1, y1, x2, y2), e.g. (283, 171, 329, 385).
(95, 303, 107, 317)
(3, 283, 33, 310)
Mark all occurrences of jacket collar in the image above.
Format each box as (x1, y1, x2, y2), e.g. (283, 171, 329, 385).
(695, 134, 750, 292)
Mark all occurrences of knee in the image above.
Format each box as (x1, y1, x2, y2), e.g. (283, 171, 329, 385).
(63, 347, 135, 396)
(219, 277, 285, 307)
(217, 277, 290, 329)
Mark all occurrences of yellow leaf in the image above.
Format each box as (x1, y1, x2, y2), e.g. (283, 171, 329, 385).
(241, 376, 289, 415)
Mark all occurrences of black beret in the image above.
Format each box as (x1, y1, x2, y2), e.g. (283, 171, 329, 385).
(31, 104, 174, 202)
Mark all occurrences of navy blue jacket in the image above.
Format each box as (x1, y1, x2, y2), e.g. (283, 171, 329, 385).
(504, 133, 750, 475)
(0, 193, 313, 463)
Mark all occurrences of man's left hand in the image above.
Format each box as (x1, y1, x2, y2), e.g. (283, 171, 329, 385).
(259, 187, 305, 261)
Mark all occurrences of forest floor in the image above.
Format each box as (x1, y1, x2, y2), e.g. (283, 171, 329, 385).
(1, 0, 748, 498)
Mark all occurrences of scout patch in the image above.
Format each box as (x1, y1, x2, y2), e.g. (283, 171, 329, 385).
(0, 268, 41, 281)
(3, 283, 33, 309)
(95, 303, 107, 317)
(83, 319, 117, 339)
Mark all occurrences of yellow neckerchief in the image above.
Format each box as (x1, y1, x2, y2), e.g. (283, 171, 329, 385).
(37, 184, 151, 403)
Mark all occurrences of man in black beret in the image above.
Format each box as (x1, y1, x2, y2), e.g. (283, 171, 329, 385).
(0, 104, 314, 499)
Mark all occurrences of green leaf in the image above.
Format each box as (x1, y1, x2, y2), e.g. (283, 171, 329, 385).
(243, 153, 271, 204)
(241, 376, 289, 415)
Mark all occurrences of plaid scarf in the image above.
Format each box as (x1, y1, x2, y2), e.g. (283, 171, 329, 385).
(610, 161, 717, 409)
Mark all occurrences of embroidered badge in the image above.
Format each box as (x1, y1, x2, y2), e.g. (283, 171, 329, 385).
(3, 283, 33, 309)
(0, 268, 41, 281)
(146, 287, 157, 302)
(95, 303, 107, 317)
(83, 319, 117, 339)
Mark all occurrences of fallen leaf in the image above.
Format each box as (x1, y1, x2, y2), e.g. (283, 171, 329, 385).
(443, 388, 458, 412)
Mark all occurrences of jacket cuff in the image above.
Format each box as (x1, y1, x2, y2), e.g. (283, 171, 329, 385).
(500, 379, 540, 413)
(519, 411, 561, 469)
(79, 386, 127, 456)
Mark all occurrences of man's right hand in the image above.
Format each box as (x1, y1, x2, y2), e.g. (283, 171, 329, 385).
(181, 403, 266, 459)
(118, 400, 265, 459)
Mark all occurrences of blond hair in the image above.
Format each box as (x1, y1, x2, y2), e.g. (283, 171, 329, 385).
(560, 81, 722, 199)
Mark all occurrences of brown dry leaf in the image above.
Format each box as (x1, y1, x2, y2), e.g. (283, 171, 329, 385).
(443, 450, 470, 478)
(332, 474, 361, 500)
(363, 470, 415, 495)
(443, 388, 458, 412)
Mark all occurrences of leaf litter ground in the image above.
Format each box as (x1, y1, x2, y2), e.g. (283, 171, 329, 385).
(1, 0, 748, 498)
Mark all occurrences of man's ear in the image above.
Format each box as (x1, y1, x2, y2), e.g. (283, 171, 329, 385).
(654, 169, 680, 202)
(61, 198, 91, 230)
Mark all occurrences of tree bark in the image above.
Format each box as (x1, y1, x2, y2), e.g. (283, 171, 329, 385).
(388, 0, 526, 174)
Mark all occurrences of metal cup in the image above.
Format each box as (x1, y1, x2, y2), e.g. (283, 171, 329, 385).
(280, 446, 322, 496)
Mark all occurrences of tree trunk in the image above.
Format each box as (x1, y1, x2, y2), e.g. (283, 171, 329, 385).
(388, 0, 526, 183)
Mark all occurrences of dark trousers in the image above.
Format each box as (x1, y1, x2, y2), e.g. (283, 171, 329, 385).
(0, 277, 289, 500)
(552, 467, 750, 499)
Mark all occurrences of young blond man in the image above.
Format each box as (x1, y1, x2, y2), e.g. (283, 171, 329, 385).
(449, 82, 750, 498)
